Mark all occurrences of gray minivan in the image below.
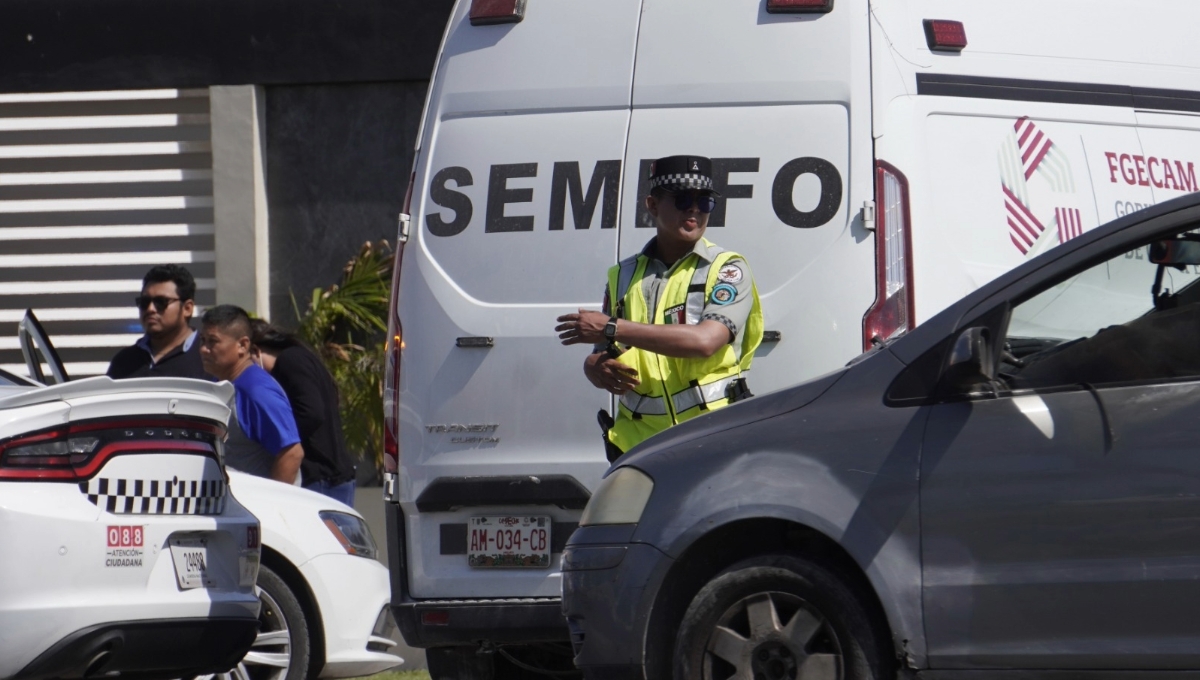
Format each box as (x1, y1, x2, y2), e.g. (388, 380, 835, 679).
(563, 193, 1200, 680)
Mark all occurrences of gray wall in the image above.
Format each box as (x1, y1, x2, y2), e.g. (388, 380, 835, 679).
(265, 82, 427, 326)
(0, 0, 453, 93)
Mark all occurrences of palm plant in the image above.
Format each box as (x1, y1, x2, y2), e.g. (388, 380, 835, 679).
(293, 240, 394, 472)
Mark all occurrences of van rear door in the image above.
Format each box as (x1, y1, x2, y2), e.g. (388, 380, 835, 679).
(622, 0, 875, 390)
(398, 0, 641, 599)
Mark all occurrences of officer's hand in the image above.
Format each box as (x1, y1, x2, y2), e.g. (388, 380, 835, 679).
(584, 352, 640, 395)
(556, 309, 610, 345)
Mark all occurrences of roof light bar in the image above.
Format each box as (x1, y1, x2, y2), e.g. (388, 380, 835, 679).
(923, 19, 968, 52)
(469, 0, 527, 26)
(766, 0, 834, 13)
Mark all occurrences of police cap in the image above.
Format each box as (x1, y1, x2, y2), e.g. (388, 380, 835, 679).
(648, 155, 722, 196)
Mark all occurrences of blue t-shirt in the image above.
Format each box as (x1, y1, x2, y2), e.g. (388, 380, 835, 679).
(232, 363, 301, 455)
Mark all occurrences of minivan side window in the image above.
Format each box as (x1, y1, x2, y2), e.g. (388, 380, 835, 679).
(1002, 230, 1200, 390)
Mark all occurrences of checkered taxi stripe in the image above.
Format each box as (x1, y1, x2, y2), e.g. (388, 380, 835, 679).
(79, 477, 227, 515)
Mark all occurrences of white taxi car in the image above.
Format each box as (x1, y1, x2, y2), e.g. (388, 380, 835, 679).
(17, 310, 402, 680)
(0, 317, 261, 680)
(223, 471, 402, 680)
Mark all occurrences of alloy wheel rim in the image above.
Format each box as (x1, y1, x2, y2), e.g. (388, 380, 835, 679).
(192, 587, 293, 680)
(702, 591, 842, 680)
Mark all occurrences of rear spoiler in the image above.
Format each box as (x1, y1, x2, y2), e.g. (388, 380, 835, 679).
(0, 376, 235, 410)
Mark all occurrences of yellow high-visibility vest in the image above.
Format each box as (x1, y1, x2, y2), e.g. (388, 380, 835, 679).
(605, 239, 763, 452)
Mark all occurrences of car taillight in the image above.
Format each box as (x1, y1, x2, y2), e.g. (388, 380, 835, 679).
(863, 161, 915, 351)
(0, 418, 223, 481)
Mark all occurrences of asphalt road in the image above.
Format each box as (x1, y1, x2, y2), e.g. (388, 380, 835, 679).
(354, 487, 427, 671)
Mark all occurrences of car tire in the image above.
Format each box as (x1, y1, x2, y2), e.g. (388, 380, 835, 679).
(188, 565, 311, 680)
(673, 554, 892, 680)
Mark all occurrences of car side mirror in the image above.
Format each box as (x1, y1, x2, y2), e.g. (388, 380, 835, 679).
(940, 327, 994, 395)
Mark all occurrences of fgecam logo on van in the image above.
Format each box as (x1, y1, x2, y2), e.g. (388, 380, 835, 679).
(1103, 152, 1197, 193)
(1104, 152, 1196, 220)
(999, 117, 1087, 258)
(423, 157, 843, 236)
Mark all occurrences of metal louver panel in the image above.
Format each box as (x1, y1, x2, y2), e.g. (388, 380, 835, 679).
(0, 89, 216, 377)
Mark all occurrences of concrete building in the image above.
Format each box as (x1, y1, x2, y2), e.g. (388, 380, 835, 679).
(0, 0, 452, 375)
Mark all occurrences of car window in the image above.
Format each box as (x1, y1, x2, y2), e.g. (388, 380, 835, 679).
(1002, 230, 1200, 390)
(0, 368, 32, 387)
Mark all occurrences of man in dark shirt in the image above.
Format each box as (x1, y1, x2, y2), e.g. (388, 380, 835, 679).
(251, 321, 357, 505)
(107, 264, 210, 380)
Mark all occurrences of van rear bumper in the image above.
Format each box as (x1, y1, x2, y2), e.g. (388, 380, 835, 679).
(392, 597, 569, 647)
(385, 497, 569, 647)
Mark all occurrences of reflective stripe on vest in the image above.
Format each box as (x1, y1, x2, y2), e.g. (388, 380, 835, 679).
(619, 391, 669, 416)
(671, 375, 737, 414)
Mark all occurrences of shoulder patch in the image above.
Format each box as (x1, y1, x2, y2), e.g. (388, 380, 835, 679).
(717, 263, 744, 284)
(710, 283, 737, 306)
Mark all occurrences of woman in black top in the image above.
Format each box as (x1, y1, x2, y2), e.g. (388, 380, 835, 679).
(250, 321, 357, 505)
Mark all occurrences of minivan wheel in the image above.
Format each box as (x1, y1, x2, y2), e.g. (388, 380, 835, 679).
(673, 555, 890, 680)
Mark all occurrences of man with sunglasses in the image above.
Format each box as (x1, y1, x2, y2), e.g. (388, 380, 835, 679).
(106, 264, 211, 380)
(556, 155, 763, 461)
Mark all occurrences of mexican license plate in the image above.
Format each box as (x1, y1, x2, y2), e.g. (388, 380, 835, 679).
(169, 536, 217, 589)
(468, 516, 551, 568)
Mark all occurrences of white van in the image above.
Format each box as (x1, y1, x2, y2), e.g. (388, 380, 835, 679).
(382, 0, 1200, 675)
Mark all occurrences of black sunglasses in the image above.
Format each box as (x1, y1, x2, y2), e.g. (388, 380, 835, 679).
(135, 295, 181, 313)
(671, 191, 718, 214)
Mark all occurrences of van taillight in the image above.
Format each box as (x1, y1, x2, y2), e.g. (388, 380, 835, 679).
(862, 161, 914, 351)
(0, 418, 222, 481)
(383, 210, 408, 475)
(766, 0, 834, 13)
(469, 0, 526, 25)
(384, 326, 402, 474)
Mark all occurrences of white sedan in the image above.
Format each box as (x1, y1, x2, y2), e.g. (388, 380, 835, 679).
(223, 471, 403, 680)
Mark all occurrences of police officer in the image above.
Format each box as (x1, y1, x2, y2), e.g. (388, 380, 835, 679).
(556, 155, 763, 461)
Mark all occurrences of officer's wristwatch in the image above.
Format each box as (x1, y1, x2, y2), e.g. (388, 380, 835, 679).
(603, 316, 619, 342)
